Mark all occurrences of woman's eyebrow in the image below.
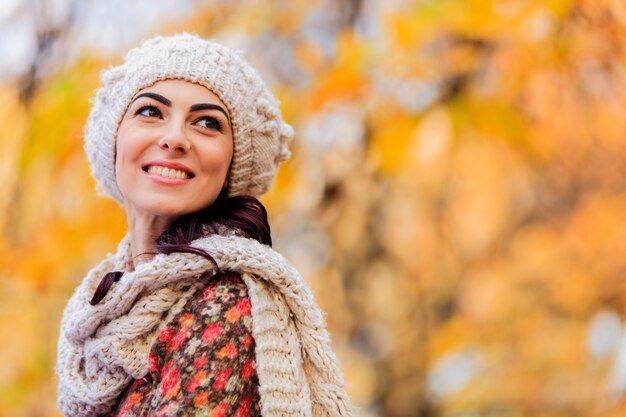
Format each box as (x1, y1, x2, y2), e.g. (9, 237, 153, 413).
(190, 103, 230, 122)
(131, 92, 171, 106)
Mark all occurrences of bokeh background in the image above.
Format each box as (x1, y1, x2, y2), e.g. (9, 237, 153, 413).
(2, 0, 626, 416)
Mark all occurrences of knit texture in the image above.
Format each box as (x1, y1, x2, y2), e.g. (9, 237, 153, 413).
(56, 234, 352, 417)
(84, 33, 293, 203)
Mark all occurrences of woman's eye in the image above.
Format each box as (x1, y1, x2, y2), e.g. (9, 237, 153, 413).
(136, 105, 161, 118)
(196, 117, 221, 131)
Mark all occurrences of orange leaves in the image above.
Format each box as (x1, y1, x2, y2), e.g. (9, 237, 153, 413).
(385, 9, 422, 49)
(369, 112, 418, 173)
(307, 32, 370, 112)
(443, 140, 516, 260)
(458, 261, 517, 325)
(0, 86, 28, 237)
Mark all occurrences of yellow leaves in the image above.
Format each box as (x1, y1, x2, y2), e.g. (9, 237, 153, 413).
(0, 57, 127, 288)
(308, 31, 370, 111)
(362, 262, 413, 322)
(458, 261, 517, 325)
(24, 65, 95, 164)
(443, 140, 516, 260)
(606, 0, 626, 26)
(428, 317, 475, 361)
(335, 344, 380, 405)
(508, 224, 566, 285)
(369, 112, 418, 173)
(590, 98, 626, 152)
(384, 8, 423, 49)
(0, 271, 64, 416)
(548, 270, 599, 316)
(379, 184, 436, 273)
(565, 193, 626, 299)
(408, 108, 453, 191)
(295, 41, 326, 74)
(0, 86, 28, 237)
(270, 2, 310, 36)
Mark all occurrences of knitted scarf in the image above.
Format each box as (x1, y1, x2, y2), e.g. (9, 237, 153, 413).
(56, 233, 352, 417)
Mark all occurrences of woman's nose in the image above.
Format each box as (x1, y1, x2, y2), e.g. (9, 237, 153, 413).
(158, 121, 190, 153)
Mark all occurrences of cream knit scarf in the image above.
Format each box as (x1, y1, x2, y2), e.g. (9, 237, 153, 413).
(56, 233, 353, 417)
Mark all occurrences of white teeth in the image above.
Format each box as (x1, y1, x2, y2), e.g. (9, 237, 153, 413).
(147, 165, 189, 179)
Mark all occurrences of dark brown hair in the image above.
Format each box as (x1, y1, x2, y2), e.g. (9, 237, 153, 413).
(90, 191, 271, 305)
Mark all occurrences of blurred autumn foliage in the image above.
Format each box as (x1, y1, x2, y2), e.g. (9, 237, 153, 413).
(2, 0, 626, 416)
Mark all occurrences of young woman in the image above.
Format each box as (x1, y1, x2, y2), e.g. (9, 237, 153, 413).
(55, 33, 352, 417)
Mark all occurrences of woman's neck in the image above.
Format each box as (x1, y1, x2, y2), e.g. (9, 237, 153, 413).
(124, 208, 174, 270)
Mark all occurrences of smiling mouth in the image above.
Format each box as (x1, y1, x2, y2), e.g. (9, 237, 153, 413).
(143, 165, 194, 179)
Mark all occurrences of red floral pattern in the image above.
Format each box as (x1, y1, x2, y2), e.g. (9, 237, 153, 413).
(114, 272, 260, 416)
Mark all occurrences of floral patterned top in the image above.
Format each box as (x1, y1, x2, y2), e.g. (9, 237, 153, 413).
(114, 271, 261, 417)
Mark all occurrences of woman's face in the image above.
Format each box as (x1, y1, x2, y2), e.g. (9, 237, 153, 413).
(115, 79, 233, 220)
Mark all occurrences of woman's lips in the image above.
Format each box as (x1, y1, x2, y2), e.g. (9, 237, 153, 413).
(144, 171, 192, 185)
(142, 161, 194, 185)
(142, 160, 195, 177)
(146, 165, 191, 179)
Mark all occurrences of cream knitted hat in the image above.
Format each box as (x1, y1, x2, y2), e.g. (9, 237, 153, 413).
(84, 33, 293, 203)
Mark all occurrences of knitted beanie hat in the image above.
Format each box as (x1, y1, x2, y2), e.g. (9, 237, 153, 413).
(84, 33, 293, 203)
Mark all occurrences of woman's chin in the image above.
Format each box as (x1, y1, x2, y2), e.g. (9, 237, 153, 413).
(146, 204, 196, 219)
(124, 198, 198, 220)
(121, 188, 219, 221)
